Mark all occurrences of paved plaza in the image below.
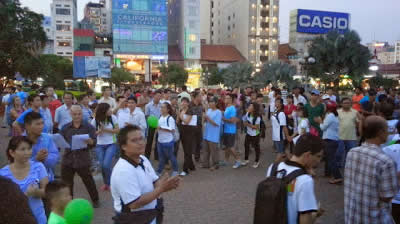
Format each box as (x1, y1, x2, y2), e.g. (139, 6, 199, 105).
(0, 123, 345, 224)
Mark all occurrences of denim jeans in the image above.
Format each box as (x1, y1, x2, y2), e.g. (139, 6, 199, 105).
(157, 141, 178, 174)
(95, 143, 117, 185)
(324, 139, 342, 179)
(338, 140, 358, 167)
(274, 141, 285, 153)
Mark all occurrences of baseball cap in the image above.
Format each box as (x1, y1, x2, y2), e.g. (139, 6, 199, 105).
(322, 94, 330, 100)
(311, 89, 320, 95)
(325, 100, 337, 111)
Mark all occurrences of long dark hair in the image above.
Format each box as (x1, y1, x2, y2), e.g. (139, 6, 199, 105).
(95, 103, 112, 127)
(163, 103, 173, 115)
(249, 102, 261, 119)
(6, 136, 32, 163)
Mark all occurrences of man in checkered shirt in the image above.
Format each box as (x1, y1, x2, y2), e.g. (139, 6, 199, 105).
(344, 116, 399, 224)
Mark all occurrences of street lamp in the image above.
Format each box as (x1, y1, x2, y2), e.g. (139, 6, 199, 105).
(298, 52, 316, 87)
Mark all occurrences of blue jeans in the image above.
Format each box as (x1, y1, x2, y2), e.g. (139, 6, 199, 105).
(157, 141, 178, 174)
(338, 140, 358, 168)
(324, 139, 342, 179)
(274, 141, 285, 153)
(95, 144, 117, 185)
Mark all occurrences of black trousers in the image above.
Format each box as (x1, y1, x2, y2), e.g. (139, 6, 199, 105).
(244, 135, 261, 162)
(192, 126, 202, 161)
(145, 127, 158, 160)
(181, 125, 195, 173)
(61, 164, 99, 202)
(393, 203, 400, 224)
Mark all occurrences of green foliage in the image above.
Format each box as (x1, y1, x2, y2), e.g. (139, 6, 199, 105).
(110, 67, 133, 87)
(307, 30, 371, 84)
(39, 54, 73, 90)
(368, 73, 398, 90)
(158, 64, 188, 89)
(0, 0, 47, 88)
(222, 62, 254, 89)
(204, 67, 225, 86)
(255, 60, 297, 88)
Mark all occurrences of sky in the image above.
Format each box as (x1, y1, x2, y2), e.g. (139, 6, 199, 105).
(20, 0, 400, 45)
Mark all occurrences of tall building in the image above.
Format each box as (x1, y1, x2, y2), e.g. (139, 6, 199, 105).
(42, 16, 54, 54)
(394, 41, 400, 64)
(84, 1, 112, 35)
(112, 0, 168, 83)
(366, 41, 390, 55)
(199, 0, 211, 44)
(207, 0, 280, 70)
(289, 9, 350, 56)
(377, 51, 395, 65)
(51, 0, 78, 60)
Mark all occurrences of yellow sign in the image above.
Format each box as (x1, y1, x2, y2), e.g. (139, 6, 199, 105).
(186, 73, 200, 89)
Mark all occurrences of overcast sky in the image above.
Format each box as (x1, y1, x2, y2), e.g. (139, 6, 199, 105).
(20, 0, 400, 44)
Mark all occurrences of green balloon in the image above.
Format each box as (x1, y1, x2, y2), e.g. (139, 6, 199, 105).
(64, 199, 94, 224)
(147, 116, 159, 128)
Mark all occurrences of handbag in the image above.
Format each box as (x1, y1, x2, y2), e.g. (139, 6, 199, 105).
(112, 198, 164, 224)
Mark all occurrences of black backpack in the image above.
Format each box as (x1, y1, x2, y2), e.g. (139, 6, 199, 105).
(253, 162, 306, 224)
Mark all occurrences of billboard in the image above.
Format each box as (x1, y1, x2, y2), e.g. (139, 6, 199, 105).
(112, 0, 168, 55)
(296, 9, 350, 34)
(73, 56, 111, 78)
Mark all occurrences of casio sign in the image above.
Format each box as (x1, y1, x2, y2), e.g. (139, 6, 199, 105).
(296, 9, 350, 34)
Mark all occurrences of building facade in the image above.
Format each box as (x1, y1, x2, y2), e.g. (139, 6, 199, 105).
(377, 50, 395, 65)
(51, 0, 78, 60)
(74, 29, 95, 56)
(394, 41, 400, 64)
(84, 1, 112, 35)
(42, 16, 54, 54)
(207, 0, 280, 70)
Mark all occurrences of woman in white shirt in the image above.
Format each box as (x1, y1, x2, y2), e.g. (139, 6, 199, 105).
(242, 102, 262, 168)
(156, 103, 178, 176)
(271, 98, 291, 161)
(291, 105, 310, 144)
(91, 103, 119, 191)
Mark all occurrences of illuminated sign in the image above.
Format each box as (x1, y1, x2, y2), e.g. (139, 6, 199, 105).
(114, 54, 166, 60)
(112, 0, 168, 55)
(296, 9, 350, 34)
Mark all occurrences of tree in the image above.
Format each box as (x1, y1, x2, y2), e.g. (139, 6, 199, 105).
(39, 54, 73, 90)
(0, 0, 47, 90)
(255, 60, 297, 88)
(222, 62, 254, 89)
(158, 64, 188, 90)
(306, 30, 371, 87)
(203, 67, 225, 86)
(368, 73, 398, 90)
(110, 67, 133, 88)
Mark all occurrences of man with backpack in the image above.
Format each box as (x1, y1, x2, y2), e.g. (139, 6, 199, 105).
(254, 133, 324, 224)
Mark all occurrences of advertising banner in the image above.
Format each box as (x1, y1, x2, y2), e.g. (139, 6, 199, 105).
(296, 9, 350, 34)
(73, 56, 111, 78)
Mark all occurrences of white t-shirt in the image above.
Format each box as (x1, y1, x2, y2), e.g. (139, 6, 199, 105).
(111, 156, 159, 217)
(271, 111, 286, 141)
(118, 108, 147, 137)
(99, 97, 117, 110)
(269, 91, 275, 112)
(382, 143, 400, 204)
(294, 95, 307, 106)
(158, 115, 176, 143)
(297, 118, 310, 135)
(266, 162, 318, 224)
(244, 113, 261, 137)
(91, 115, 118, 145)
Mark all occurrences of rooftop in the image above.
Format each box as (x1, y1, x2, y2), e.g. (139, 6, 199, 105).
(201, 45, 246, 62)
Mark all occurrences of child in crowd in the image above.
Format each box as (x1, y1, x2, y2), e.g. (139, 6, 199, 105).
(45, 180, 72, 224)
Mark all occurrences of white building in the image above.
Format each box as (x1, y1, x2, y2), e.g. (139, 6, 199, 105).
(205, 0, 280, 70)
(42, 16, 54, 54)
(51, 0, 78, 60)
(84, 0, 112, 35)
(395, 41, 400, 64)
(377, 51, 395, 65)
(199, 0, 211, 44)
(168, 0, 201, 69)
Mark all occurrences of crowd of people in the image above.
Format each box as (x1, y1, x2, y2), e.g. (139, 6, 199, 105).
(0, 83, 399, 224)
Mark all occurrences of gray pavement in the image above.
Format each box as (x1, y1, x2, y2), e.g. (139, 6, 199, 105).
(0, 121, 345, 224)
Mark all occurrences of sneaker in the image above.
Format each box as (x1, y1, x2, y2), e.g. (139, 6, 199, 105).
(241, 160, 249, 166)
(252, 162, 260, 168)
(171, 171, 179, 177)
(179, 171, 187, 177)
(232, 161, 241, 169)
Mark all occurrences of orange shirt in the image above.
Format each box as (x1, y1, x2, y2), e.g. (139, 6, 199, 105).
(352, 94, 364, 112)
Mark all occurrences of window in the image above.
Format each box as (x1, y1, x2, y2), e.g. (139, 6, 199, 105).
(57, 41, 71, 47)
(56, 36, 63, 39)
(65, 21, 70, 23)
(64, 5, 70, 7)
(189, 34, 197, 42)
(56, 25, 71, 31)
(189, 47, 196, 55)
(233, 13, 235, 18)
(66, 52, 72, 55)
(102, 13, 106, 17)
(228, 16, 230, 21)
(103, 20, 107, 25)
(46, 29, 50, 32)
(79, 44, 90, 51)
(56, 52, 63, 54)
(55, 4, 61, 7)
(233, 23, 235, 29)
(228, 25, 230, 31)
(188, 7, 198, 16)
(56, 20, 62, 23)
(56, 8, 70, 15)
(189, 20, 197, 29)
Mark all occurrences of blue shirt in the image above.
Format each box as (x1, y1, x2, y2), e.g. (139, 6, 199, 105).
(0, 161, 48, 224)
(28, 133, 60, 182)
(16, 108, 52, 133)
(223, 105, 237, 134)
(16, 91, 28, 105)
(145, 101, 161, 118)
(55, 104, 72, 130)
(203, 109, 222, 143)
(81, 105, 93, 123)
(319, 113, 339, 140)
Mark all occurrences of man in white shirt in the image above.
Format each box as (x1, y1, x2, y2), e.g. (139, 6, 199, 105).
(268, 87, 276, 120)
(293, 87, 307, 106)
(99, 86, 117, 110)
(55, 92, 74, 131)
(1, 87, 12, 127)
(117, 97, 147, 137)
(266, 133, 324, 224)
(177, 86, 191, 105)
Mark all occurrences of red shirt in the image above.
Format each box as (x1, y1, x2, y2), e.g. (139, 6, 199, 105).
(284, 104, 297, 116)
(49, 99, 62, 120)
